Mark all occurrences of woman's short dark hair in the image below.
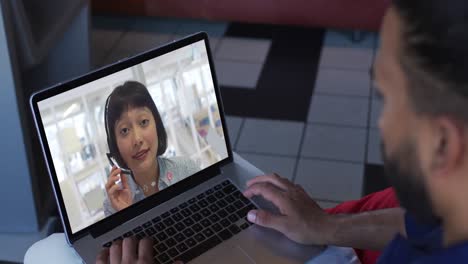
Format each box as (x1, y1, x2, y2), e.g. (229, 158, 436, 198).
(104, 81, 167, 168)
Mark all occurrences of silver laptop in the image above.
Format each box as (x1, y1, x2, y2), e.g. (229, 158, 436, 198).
(30, 32, 322, 263)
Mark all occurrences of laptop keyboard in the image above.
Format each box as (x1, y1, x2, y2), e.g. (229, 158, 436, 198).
(103, 179, 257, 264)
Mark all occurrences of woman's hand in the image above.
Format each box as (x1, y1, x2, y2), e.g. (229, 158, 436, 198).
(96, 237, 152, 264)
(105, 166, 133, 212)
(96, 237, 184, 264)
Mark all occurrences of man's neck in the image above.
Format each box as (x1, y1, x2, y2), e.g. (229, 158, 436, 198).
(443, 206, 468, 247)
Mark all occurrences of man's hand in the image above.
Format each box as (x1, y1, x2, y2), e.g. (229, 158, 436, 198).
(96, 237, 153, 264)
(243, 174, 335, 245)
(244, 174, 406, 251)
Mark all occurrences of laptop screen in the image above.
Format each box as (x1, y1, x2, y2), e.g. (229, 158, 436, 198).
(36, 39, 229, 233)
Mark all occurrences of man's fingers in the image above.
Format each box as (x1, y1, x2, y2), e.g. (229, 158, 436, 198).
(246, 174, 291, 191)
(243, 182, 289, 210)
(122, 237, 138, 263)
(138, 237, 154, 263)
(95, 248, 109, 264)
(247, 209, 287, 232)
(109, 240, 122, 264)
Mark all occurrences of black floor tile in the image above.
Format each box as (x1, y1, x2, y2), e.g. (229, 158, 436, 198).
(363, 164, 390, 196)
(221, 23, 325, 122)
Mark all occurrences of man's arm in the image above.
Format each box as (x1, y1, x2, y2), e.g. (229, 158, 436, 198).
(243, 174, 405, 251)
(327, 208, 405, 250)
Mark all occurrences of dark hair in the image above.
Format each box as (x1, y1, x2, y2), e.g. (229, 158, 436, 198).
(104, 81, 167, 168)
(393, 0, 468, 122)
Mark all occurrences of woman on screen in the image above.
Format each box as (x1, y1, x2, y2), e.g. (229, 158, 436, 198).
(103, 81, 200, 216)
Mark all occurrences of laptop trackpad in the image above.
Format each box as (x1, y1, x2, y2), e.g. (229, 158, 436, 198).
(193, 245, 255, 264)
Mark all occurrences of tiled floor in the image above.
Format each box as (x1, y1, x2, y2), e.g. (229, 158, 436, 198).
(300, 124, 367, 163)
(307, 95, 369, 127)
(295, 158, 364, 202)
(236, 118, 304, 156)
(91, 16, 385, 208)
(314, 68, 371, 97)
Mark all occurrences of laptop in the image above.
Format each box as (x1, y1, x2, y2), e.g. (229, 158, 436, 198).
(30, 32, 323, 263)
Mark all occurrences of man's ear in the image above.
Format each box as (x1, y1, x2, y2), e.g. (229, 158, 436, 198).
(431, 117, 465, 175)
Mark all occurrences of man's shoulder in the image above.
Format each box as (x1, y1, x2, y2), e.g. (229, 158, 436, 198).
(379, 214, 468, 263)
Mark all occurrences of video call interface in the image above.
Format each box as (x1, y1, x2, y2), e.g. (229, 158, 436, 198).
(37, 40, 229, 233)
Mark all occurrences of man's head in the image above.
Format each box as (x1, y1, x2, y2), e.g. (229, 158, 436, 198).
(375, 0, 468, 226)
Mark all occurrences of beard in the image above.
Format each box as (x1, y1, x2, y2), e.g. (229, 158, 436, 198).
(381, 140, 441, 226)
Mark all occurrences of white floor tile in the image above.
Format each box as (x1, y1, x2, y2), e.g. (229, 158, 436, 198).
(370, 98, 383, 128)
(319, 47, 374, 70)
(104, 32, 172, 65)
(208, 37, 221, 53)
(215, 60, 264, 89)
(215, 37, 272, 63)
(295, 159, 364, 201)
(238, 153, 296, 180)
(224, 116, 243, 147)
(367, 129, 384, 165)
(371, 83, 380, 99)
(301, 125, 367, 162)
(314, 69, 371, 97)
(237, 118, 304, 156)
(308, 95, 369, 127)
